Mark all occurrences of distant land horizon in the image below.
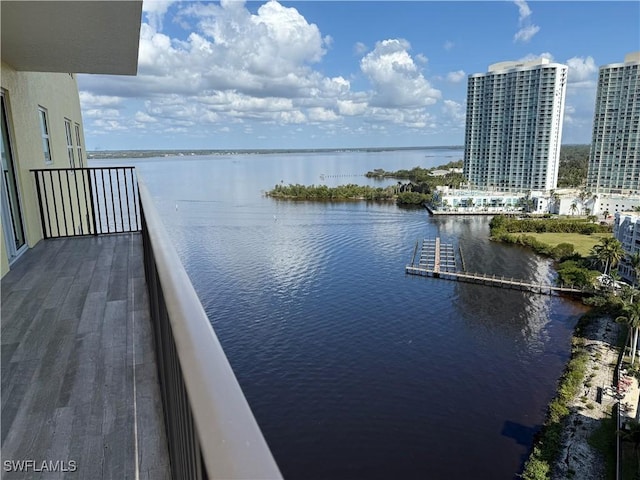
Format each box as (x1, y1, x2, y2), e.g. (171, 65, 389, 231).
(86, 143, 588, 160)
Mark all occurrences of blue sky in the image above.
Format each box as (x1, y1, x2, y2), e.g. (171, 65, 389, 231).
(77, 1, 640, 151)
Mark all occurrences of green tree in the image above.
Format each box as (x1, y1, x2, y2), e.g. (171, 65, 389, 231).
(617, 300, 640, 366)
(629, 252, 640, 289)
(591, 237, 625, 275)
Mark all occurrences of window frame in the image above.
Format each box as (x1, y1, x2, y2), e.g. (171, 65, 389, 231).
(64, 118, 76, 168)
(74, 123, 84, 168)
(38, 106, 53, 164)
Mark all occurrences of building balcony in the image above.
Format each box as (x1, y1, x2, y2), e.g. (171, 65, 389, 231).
(2, 233, 170, 479)
(1, 168, 281, 479)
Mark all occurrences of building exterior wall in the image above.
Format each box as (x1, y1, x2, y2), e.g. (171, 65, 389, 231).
(596, 196, 640, 217)
(614, 212, 640, 283)
(463, 58, 568, 193)
(432, 187, 524, 213)
(1, 62, 86, 275)
(587, 52, 640, 194)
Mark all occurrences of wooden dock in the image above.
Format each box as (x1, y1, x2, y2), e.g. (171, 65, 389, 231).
(407, 237, 588, 297)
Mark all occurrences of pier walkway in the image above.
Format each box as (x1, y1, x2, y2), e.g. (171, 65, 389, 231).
(407, 237, 588, 297)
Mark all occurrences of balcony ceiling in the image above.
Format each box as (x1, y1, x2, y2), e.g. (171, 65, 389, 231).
(1, 1, 142, 75)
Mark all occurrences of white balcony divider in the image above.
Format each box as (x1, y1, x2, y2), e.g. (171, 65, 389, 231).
(138, 177, 282, 480)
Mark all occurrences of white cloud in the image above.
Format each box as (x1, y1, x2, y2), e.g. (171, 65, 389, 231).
(360, 39, 441, 108)
(308, 107, 339, 122)
(442, 100, 465, 127)
(79, 92, 122, 108)
(143, 0, 179, 31)
(443, 40, 455, 51)
(513, 0, 540, 43)
(566, 56, 598, 86)
(80, 1, 447, 142)
(519, 52, 555, 63)
(337, 100, 367, 116)
(135, 111, 158, 123)
(354, 42, 368, 56)
(446, 70, 466, 83)
(83, 108, 120, 119)
(514, 0, 532, 22)
(514, 25, 540, 43)
(415, 53, 428, 65)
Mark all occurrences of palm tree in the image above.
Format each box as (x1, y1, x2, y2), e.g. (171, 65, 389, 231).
(569, 201, 578, 216)
(629, 252, 640, 289)
(591, 237, 626, 275)
(576, 189, 591, 215)
(617, 300, 640, 365)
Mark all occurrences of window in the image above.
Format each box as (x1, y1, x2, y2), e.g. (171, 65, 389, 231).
(74, 123, 83, 167)
(64, 119, 75, 167)
(38, 107, 52, 164)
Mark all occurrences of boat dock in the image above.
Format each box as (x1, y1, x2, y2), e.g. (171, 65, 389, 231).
(407, 237, 587, 297)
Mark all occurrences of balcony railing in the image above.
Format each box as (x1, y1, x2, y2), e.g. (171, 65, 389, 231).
(31, 167, 282, 479)
(138, 178, 281, 479)
(32, 167, 140, 238)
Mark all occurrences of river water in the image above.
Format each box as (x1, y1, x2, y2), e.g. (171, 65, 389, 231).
(94, 148, 586, 479)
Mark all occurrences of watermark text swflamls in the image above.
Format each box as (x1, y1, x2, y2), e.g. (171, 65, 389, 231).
(3, 460, 77, 473)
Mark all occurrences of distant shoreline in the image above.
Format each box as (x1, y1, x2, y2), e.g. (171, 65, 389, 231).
(87, 145, 465, 160)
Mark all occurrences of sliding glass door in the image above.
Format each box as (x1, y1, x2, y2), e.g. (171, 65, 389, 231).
(1, 93, 26, 262)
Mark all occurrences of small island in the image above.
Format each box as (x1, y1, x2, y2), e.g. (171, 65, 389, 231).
(265, 160, 465, 206)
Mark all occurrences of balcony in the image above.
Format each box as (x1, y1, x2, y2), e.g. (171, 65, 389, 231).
(1, 168, 281, 479)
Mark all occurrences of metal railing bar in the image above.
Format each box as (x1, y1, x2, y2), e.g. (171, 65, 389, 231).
(65, 170, 76, 236)
(31, 166, 137, 172)
(109, 169, 117, 233)
(124, 169, 132, 232)
(100, 168, 108, 234)
(91, 170, 102, 235)
(73, 169, 83, 235)
(80, 169, 94, 235)
(133, 177, 140, 231)
(34, 171, 48, 239)
(57, 170, 69, 236)
(48, 171, 61, 238)
(115, 169, 124, 232)
(42, 171, 53, 238)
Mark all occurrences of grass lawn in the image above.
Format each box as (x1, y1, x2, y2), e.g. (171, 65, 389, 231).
(525, 232, 612, 257)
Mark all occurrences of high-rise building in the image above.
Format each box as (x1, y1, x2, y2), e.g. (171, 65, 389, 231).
(587, 52, 640, 195)
(463, 58, 568, 193)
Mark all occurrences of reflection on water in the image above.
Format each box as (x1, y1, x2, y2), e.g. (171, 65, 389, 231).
(92, 149, 585, 479)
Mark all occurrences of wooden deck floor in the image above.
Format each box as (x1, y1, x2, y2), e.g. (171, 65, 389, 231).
(1, 234, 170, 479)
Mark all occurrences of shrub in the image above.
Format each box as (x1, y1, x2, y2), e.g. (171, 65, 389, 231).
(551, 243, 575, 261)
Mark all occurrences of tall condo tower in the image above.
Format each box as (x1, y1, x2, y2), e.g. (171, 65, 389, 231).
(463, 58, 568, 192)
(587, 52, 640, 194)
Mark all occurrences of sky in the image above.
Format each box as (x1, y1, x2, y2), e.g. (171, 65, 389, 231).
(77, 0, 640, 151)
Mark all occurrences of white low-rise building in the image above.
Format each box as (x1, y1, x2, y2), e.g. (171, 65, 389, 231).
(614, 212, 640, 284)
(594, 195, 640, 218)
(429, 186, 638, 218)
(430, 187, 527, 214)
